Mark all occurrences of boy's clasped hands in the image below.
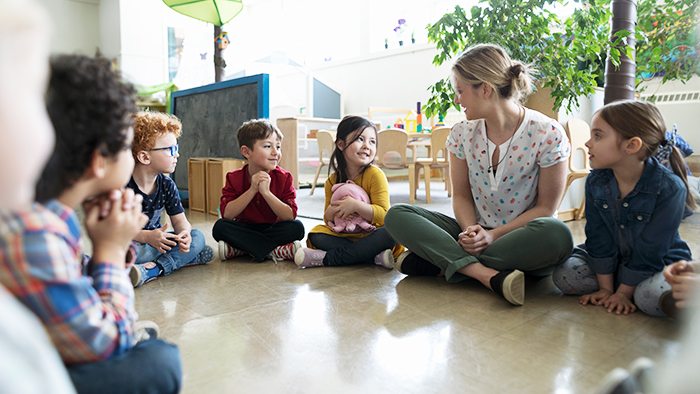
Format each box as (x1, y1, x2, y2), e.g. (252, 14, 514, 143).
(251, 170, 271, 196)
(83, 188, 147, 266)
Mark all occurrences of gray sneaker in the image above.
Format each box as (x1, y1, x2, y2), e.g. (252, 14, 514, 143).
(595, 368, 641, 394)
(373, 249, 395, 269)
(134, 320, 160, 342)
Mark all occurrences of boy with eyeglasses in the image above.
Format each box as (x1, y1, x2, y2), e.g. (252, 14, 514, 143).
(127, 111, 213, 287)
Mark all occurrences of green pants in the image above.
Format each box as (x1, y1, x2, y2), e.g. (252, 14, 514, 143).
(384, 204, 574, 283)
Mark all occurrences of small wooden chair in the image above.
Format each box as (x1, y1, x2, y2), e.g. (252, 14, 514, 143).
(310, 130, 336, 195)
(375, 128, 418, 204)
(415, 126, 452, 203)
(560, 118, 591, 220)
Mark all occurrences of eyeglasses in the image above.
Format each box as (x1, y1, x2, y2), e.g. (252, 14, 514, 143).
(149, 144, 179, 156)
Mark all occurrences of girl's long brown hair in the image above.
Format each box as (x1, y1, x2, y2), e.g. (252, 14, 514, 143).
(598, 100, 696, 210)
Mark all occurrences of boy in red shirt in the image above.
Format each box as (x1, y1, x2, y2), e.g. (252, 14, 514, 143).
(213, 119, 304, 262)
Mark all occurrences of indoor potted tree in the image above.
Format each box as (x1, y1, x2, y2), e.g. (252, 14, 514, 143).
(424, 0, 620, 118)
(424, 0, 698, 118)
(635, 0, 699, 93)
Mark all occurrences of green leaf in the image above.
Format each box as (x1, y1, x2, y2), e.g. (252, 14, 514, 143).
(425, 0, 696, 116)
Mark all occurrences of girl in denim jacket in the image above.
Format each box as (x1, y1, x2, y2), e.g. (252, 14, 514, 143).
(553, 100, 695, 317)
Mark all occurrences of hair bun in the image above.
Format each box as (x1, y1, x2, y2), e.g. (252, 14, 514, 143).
(509, 64, 524, 78)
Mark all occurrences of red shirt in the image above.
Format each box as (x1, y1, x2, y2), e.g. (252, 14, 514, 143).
(219, 164, 298, 224)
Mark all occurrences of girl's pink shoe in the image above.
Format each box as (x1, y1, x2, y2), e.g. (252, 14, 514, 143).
(294, 248, 326, 268)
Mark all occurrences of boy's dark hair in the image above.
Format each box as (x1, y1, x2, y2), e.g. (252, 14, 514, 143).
(35, 55, 137, 203)
(329, 116, 377, 183)
(237, 119, 283, 151)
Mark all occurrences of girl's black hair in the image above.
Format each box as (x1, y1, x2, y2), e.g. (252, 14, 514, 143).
(328, 116, 377, 184)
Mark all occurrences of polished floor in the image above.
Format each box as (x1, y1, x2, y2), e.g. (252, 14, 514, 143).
(134, 201, 700, 393)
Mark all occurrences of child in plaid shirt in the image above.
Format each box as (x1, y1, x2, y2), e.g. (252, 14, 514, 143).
(0, 55, 181, 394)
(0, 1, 74, 392)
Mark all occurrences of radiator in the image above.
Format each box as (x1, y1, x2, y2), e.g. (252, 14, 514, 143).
(641, 91, 700, 104)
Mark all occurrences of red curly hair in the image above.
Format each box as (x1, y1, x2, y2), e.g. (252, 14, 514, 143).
(132, 111, 182, 160)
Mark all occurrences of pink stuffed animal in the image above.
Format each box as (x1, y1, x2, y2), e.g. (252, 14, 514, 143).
(327, 181, 376, 233)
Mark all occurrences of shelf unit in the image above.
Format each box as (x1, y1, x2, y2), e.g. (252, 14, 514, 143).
(277, 117, 341, 188)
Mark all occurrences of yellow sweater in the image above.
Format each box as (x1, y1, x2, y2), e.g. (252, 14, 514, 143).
(307, 165, 404, 259)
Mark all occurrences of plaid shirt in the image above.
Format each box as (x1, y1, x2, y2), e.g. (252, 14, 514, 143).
(0, 200, 138, 365)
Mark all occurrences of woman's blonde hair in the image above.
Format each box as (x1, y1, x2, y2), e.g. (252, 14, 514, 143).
(597, 99, 696, 210)
(452, 44, 535, 103)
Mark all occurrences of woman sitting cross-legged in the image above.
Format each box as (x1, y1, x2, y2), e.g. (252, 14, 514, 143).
(385, 43, 574, 306)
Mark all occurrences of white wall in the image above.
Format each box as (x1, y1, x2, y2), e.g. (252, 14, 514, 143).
(100, 0, 213, 88)
(26, 0, 700, 214)
(98, 0, 121, 61)
(309, 43, 452, 116)
(640, 75, 700, 150)
(113, 0, 167, 86)
(36, 0, 100, 55)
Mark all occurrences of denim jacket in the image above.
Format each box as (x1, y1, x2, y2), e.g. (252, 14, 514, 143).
(584, 157, 691, 286)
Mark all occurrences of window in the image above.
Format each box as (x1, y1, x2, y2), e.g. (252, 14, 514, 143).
(167, 27, 184, 82)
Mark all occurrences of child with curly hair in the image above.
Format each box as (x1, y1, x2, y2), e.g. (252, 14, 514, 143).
(127, 111, 213, 287)
(2, 54, 182, 393)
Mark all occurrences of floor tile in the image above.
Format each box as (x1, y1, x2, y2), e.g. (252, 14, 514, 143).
(131, 203, 696, 394)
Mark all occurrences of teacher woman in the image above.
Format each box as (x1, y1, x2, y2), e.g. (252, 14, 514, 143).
(385, 44, 574, 306)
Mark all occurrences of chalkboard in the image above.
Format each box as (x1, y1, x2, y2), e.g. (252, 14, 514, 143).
(171, 74, 269, 190)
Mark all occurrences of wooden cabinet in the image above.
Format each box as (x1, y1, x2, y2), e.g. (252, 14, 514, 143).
(187, 157, 209, 212)
(206, 158, 246, 215)
(187, 158, 246, 216)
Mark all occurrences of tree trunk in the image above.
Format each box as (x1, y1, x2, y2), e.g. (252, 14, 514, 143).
(604, 0, 637, 104)
(214, 25, 224, 82)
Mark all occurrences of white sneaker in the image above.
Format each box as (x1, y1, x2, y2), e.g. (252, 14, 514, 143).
(218, 240, 229, 261)
(595, 368, 640, 394)
(628, 357, 655, 392)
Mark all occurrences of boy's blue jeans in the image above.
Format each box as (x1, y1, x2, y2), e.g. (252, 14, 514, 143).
(135, 228, 206, 275)
(67, 338, 182, 394)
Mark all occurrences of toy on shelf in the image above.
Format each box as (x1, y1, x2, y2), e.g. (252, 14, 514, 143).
(416, 102, 423, 132)
(215, 31, 230, 49)
(434, 113, 446, 127)
(393, 118, 405, 129)
(404, 111, 417, 133)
